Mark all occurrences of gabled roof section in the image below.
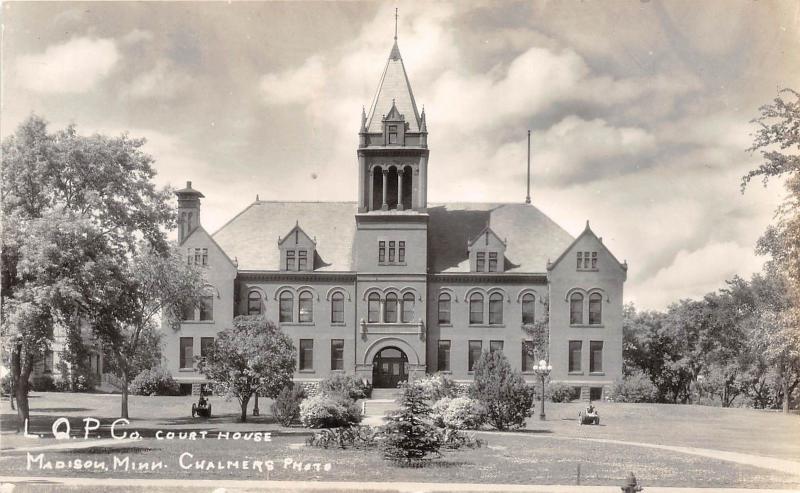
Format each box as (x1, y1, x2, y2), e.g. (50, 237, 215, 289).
(384, 100, 404, 122)
(547, 221, 628, 271)
(182, 225, 237, 269)
(278, 222, 316, 248)
(467, 225, 506, 249)
(366, 41, 421, 133)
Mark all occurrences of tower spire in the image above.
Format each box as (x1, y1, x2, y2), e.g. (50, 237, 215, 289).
(394, 8, 398, 41)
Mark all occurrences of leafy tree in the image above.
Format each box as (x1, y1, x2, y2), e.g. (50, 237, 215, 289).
(743, 88, 800, 412)
(94, 244, 204, 418)
(1, 115, 174, 429)
(522, 298, 549, 362)
(198, 316, 295, 422)
(382, 382, 441, 464)
(469, 350, 534, 430)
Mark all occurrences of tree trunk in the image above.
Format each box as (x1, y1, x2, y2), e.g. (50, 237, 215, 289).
(240, 395, 250, 423)
(13, 348, 33, 433)
(782, 376, 790, 414)
(121, 367, 129, 419)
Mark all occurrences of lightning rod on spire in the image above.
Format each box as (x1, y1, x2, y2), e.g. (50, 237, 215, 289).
(394, 8, 398, 41)
(526, 130, 532, 204)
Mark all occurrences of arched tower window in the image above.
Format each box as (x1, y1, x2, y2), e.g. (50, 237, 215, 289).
(489, 293, 504, 325)
(570, 292, 584, 325)
(401, 292, 415, 323)
(298, 291, 314, 323)
(386, 167, 399, 209)
(372, 166, 383, 211)
(331, 292, 345, 324)
(589, 293, 603, 325)
(401, 165, 413, 210)
(279, 291, 294, 323)
(247, 291, 262, 316)
(385, 293, 398, 323)
(521, 293, 535, 324)
(469, 293, 484, 325)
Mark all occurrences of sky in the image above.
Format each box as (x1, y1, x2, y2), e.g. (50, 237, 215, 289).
(2, 1, 798, 310)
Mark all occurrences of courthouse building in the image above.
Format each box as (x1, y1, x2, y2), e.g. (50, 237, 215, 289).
(163, 35, 628, 400)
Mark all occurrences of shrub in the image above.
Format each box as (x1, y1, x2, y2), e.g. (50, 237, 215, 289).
(320, 373, 371, 400)
(437, 428, 485, 450)
(299, 393, 362, 428)
(431, 397, 487, 430)
(415, 373, 458, 400)
(382, 382, 441, 464)
(610, 372, 657, 403)
(470, 351, 534, 430)
(1, 374, 13, 395)
(271, 385, 306, 426)
(306, 425, 381, 449)
(548, 382, 578, 403)
(128, 367, 180, 396)
(31, 374, 57, 392)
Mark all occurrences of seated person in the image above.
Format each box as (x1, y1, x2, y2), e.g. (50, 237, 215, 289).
(197, 395, 209, 409)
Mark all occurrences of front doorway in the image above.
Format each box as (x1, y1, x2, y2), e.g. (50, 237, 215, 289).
(372, 347, 408, 388)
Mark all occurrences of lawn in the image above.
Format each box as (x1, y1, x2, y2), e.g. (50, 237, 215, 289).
(1, 392, 799, 489)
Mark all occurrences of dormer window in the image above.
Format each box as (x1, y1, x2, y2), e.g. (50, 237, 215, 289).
(468, 227, 506, 273)
(278, 223, 316, 272)
(187, 248, 208, 266)
(577, 251, 598, 271)
(388, 125, 398, 144)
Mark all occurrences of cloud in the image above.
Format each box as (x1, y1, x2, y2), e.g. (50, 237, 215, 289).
(123, 59, 193, 100)
(121, 29, 154, 45)
(631, 241, 765, 310)
(15, 37, 120, 94)
(259, 56, 325, 105)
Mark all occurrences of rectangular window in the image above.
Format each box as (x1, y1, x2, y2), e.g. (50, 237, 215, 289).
(180, 337, 193, 369)
(299, 339, 314, 371)
(476, 252, 485, 272)
(398, 241, 405, 263)
(299, 294, 313, 323)
(331, 339, 344, 371)
(200, 337, 215, 359)
(584, 251, 590, 269)
(182, 302, 195, 321)
(389, 241, 396, 262)
(286, 250, 296, 271)
(331, 297, 344, 324)
(488, 252, 498, 272)
(187, 248, 193, 265)
(194, 248, 201, 265)
(44, 350, 53, 374)
(437, 340, 451, 372)
(569, 340, 582, 373)
(388, 125, 398, 144)
(280, 295, 293, 323)
(298, 250, 308, 271)
(199, 295, 213, 321)
(490, 340, 504, 354)
(590, 341, 603, 373)
(378, 241, 386, 263)
(591, 251, 597, 269)
(522, 341, 535, 372)
(201, 248, 208, 266)
(438, 297, 451, 324)
(468, 340, 482, 371)
(577, 252, 582, 269)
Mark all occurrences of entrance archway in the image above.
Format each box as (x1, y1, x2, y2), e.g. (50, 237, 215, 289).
(372, 347, 408, 389)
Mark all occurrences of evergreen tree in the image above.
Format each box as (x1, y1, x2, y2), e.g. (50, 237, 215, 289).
(382, 382, 441, 465)
(470, 350, 534, 430)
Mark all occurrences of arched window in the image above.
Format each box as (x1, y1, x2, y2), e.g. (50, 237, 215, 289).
(331, 292, 344, 324)
(469, 293, 484, 325)
(570, 292, 584, 325)
(279, 291, 293, 323)
(385, 293, 398, 323)
(401, 292, 415, 323)
(298, 291, 313, 323)
(438, 293, 451, 325)
(521, 293, 535, 324)
(368, 293, 380, 323)
(589, 293, 602, 325)
(489, 293, 504, 325)
(247, 291, 262, 316)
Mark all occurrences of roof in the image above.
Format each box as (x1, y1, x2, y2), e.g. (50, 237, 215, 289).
(547, 221, 628, 272)
(175, 181, 205, 198)
(366, 41, 421, 133)
(212, 201, 575, 273)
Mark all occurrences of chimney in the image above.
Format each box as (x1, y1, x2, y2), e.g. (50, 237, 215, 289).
(175, 181, 205, 243)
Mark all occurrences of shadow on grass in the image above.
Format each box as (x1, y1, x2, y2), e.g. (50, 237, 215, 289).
(80, 446, 156, 454)
(32, 408, 94, 413)
(488, 429, 553, 434)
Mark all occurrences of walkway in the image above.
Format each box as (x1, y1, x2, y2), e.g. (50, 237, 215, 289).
(481, 431, 800, 477)
(0, 477, 798, 492)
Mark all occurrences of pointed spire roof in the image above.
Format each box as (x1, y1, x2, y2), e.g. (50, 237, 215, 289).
(366, 28, 421, 133)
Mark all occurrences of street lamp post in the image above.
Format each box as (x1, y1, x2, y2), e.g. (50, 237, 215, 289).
(532, 359, 552, 420)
